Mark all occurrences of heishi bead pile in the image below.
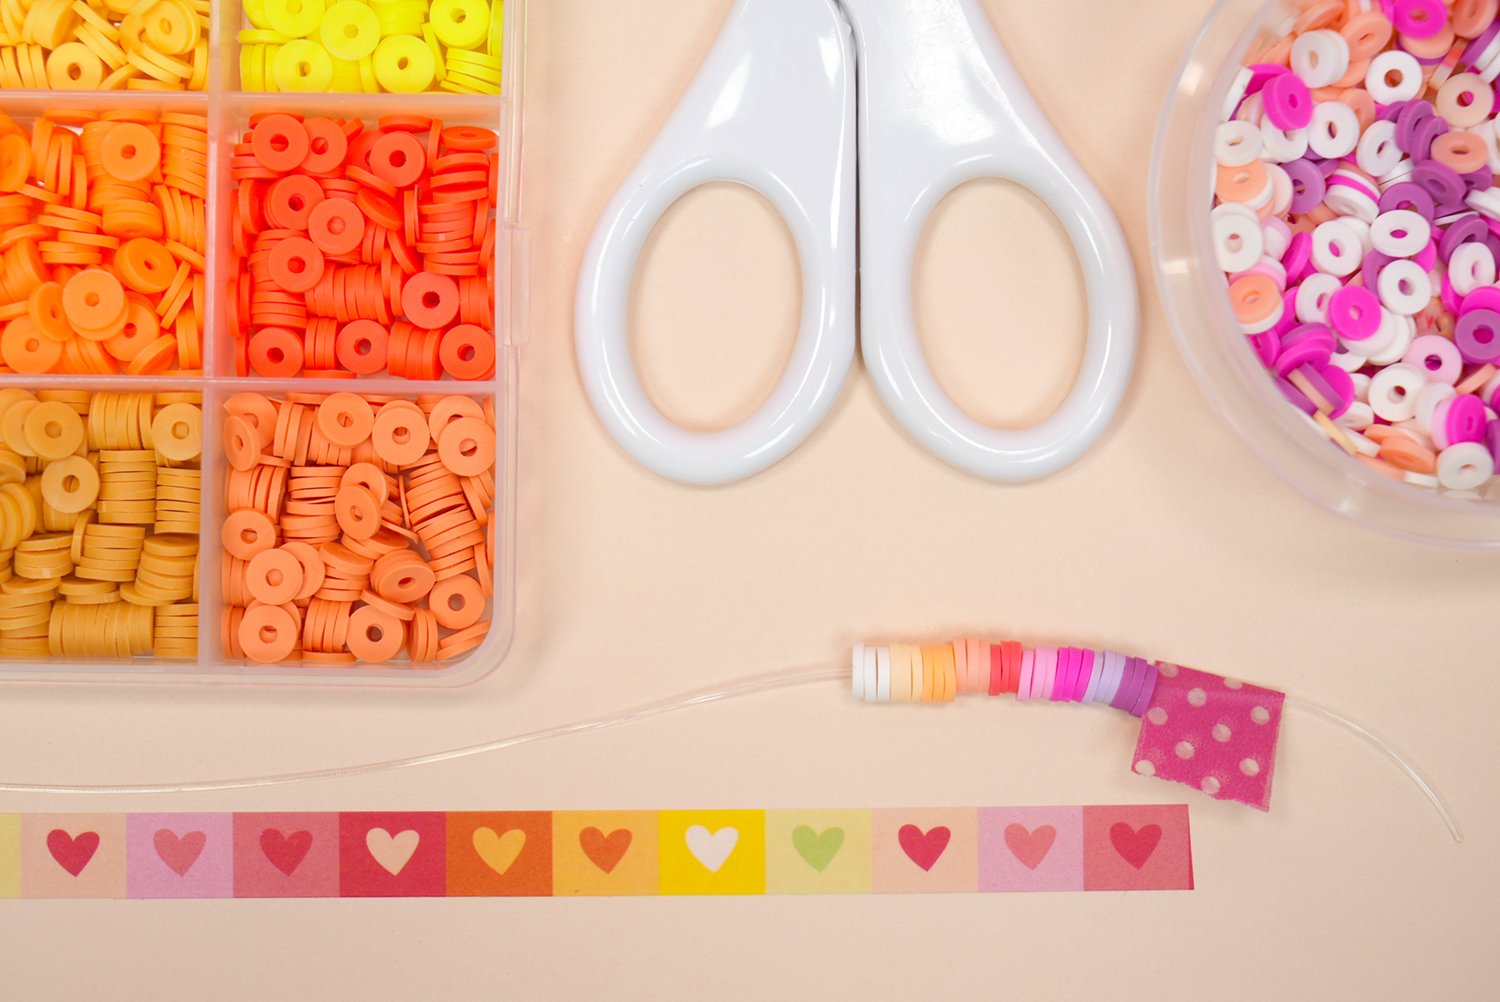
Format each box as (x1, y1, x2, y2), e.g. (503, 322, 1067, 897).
(851, 638, 1159, 715)
(0, 0, 209, 90)
(220, 391, 496, 666)
(1213, 0, 1500, 493)
(230, 113, 498, 380)
(0, 388, 201, 659)
(0, 110, 206, 375)
(238, 0, 503, 93)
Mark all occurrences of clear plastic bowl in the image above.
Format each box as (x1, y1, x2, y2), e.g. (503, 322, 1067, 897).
(1149, 0, 1500, 547)
(0, 0, 530, 684)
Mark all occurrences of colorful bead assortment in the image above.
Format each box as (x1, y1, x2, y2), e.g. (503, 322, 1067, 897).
(0, 0, 209, 90)
(855, 638, 1286, 810)
(0, 388, 201, 660)
(230, 114, 498, 380)
(0, 111, 206, 375)
(238, 0, 504, 93)
(1214, 2, 1500, 493)
(852, 638, 1159, 715)
(220, 391, 496, 666)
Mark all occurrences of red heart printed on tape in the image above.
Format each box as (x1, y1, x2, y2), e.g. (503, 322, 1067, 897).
(47, 829, 100, 877)
(579, 827, 632, 875)
(897, 824, 951, 872)
(1109, 823, 1162, 870)
(154, 830, 206, 877)
(260, 829, 314, 877)
(1003, 823, 1056, 871)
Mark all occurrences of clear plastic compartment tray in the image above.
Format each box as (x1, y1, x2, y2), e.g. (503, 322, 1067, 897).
(0, 0, 529, 684)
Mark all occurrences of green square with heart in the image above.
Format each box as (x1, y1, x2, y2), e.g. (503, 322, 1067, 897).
(764, 809, 871, 894)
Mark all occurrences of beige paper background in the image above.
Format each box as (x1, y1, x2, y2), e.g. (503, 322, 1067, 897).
(3, 0, 1499, 996)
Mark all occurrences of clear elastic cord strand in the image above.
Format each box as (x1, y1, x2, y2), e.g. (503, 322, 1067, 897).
(1287, 697, 1463, 844)
(0, 665, 847, 797)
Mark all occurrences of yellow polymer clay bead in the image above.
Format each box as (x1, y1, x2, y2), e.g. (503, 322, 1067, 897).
(272, 37, 334, 90)
(318, 0, 379, 60)
(429, 0, 486, 49)
(265, 0, 324, 39)
(372, 32, 433, 92)
(45, 41, 106, 88)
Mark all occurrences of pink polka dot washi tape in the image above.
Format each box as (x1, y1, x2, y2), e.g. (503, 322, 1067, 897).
(1213, 3, 1500, 495)
(852, 639, 1286, 811)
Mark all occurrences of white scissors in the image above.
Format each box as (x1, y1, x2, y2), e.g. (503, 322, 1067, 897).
(576, 0, 1138, 486)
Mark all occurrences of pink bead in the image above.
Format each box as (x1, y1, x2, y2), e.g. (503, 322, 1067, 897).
(1404, 334, 1464, 384)
(1327, 285, 1381, 340)
(1131, 665, 1285, 811)
(1017, 648, 1035, 702)
(1263, 73, 1313, 130)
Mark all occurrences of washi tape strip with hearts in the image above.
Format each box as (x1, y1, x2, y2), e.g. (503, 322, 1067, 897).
(0, 806, 1191, 898)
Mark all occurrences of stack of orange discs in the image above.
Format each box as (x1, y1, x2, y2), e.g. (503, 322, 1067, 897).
(0, 110, 206, 375)
(229, 114, 498, 380)
(220, 391, 496, 666)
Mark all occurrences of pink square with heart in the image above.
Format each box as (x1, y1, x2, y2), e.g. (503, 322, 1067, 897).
(977, 806, 1084, 892)
(870, 808, 978, 894)
(233, 812, 341, 898)
(126, 813, 233, 899)
(1082, 804, 1193, 891)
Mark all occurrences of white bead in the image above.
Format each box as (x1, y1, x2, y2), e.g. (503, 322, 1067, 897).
(1336, 400, 1376, 430)
(1414, 382, 1456, 434)
(852, 644, 866, 699)
(1351, 372, 1372, 402)
(1214, 120, 1263, 166)
(1356, 120, 1404, 178)
(1404, 470, 1441, 488)
(1343, 427, 1381, 456)
(1311, 219, 1364, 276)
(1329, 342, 1368, 372)
(1379, 158, 1415, 191)
(1437, 442, 1496, 489)
(1475, 119, 1500, 173)
(1337, 213, 1372, 255)
(1368, 362, 1428, 421)
(1236, 91, 1265, 126)
(1291, 30, 1351, 88)
(1308, 100, 1360, 158)
(1296, 272, 1342, 323)
(1212, 209, 1266, 273)
(1449, 242, 1497, 295)
(1266, 162, 1293, 216)
(1367, 51, 1423, 103)
(1261, 120, 1309, 162)
(1479, 47, 1500, 84)
(1262, 218, 1292, 260)
(1367, 312, 1416, 365)
(1222, 67, 1253, 122)
(1376, 259, 1431, 315)
(1368, 209, 1430, 257)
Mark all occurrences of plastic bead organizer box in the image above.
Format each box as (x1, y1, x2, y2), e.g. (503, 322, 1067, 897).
(0, 0, 527, 684)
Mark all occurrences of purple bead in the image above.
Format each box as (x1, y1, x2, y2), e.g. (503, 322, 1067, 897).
(1463, 168, 1494, 194)
(1486, 419, 1500, 466)
(1395, 100, 1433, 152)
(1282, 323, 1336, 350)
(1318, 365, 1356, 419)
(1277, 377, 1318, 414)
(1440, 213, 1489, 262)
(1409, 117, 1449, 161)
(1415, 161, 1466, 208)
(1363, 249, 1396, 290)
(1379, 181, 1436, 219)
(1283, 159, 1327, 215)
(1455, 309, 1500, 364)
(1464, 21, 1500, 64)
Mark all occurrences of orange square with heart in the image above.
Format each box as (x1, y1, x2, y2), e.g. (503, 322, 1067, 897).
(445, 812, 553, 896)
(550, 811, 659, 896)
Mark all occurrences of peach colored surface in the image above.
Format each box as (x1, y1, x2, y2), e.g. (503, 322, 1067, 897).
(1, 0, 1498, 995)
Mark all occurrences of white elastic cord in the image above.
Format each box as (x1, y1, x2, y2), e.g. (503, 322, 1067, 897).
(1287, 698, 1463, 844)
(0, 664, 846, 796)
(0, 669, 1461, 846)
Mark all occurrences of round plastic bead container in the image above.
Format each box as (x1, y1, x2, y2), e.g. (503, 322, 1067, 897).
(1150, 0, 1500, 547)
(0, 0, 529, 683)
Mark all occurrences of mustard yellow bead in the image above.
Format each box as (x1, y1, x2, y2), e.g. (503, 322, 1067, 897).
(45, 41, 105, 88)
